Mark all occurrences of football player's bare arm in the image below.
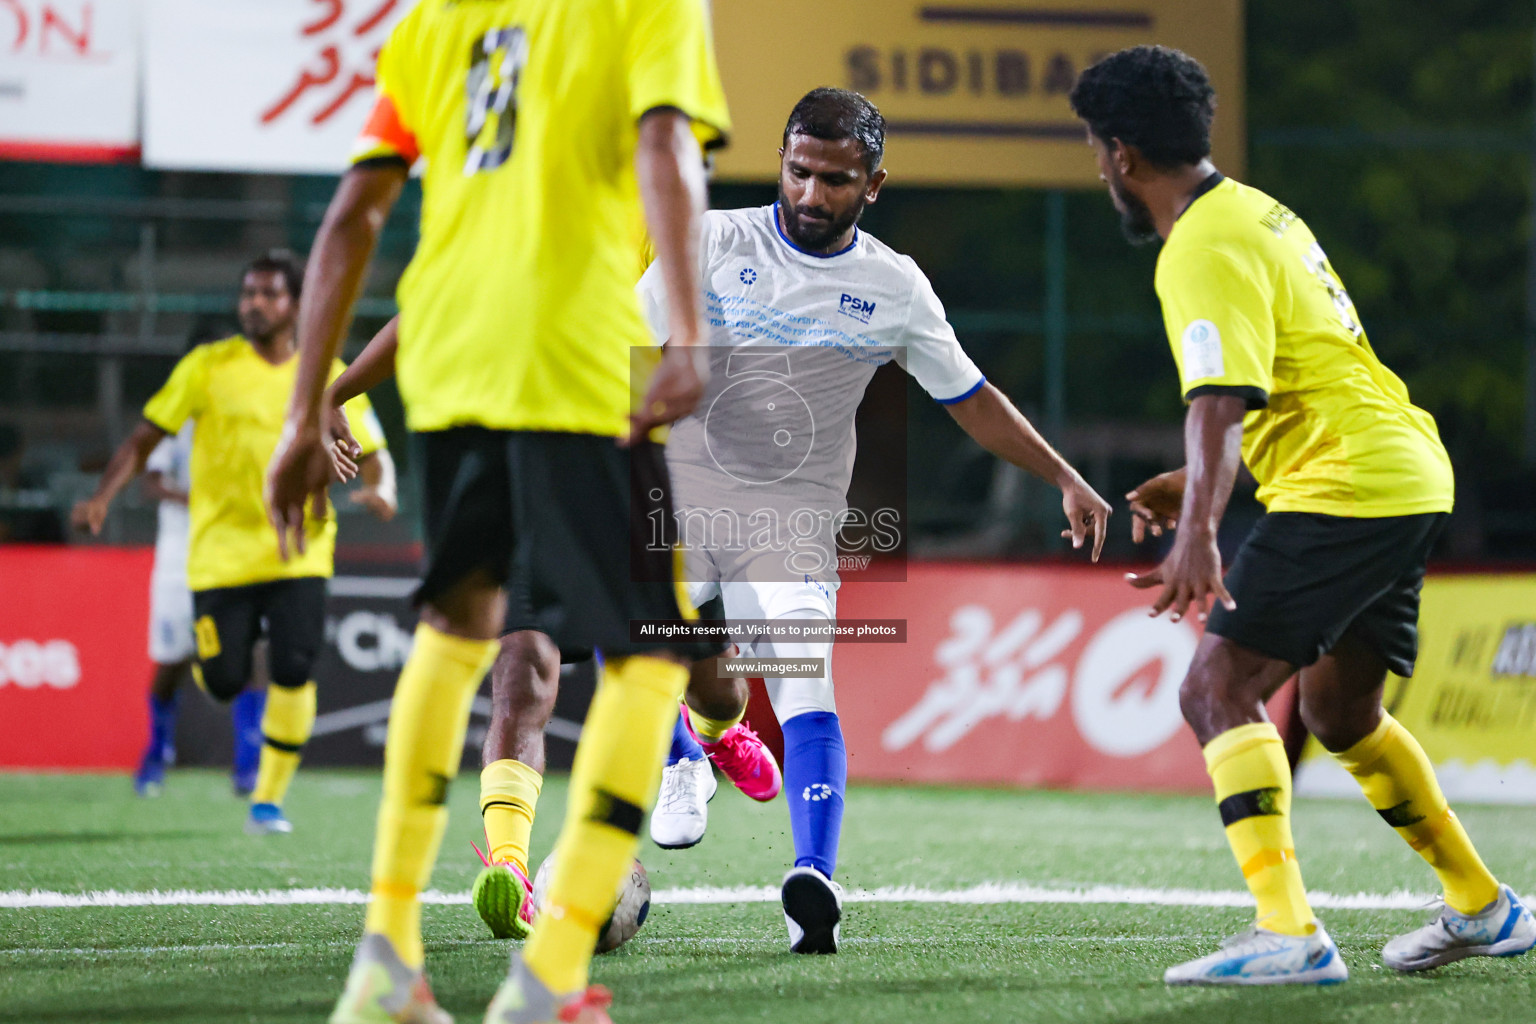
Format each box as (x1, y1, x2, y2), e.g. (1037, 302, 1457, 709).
(324, 315, 399, 480)
(628, 107, 710, 447)
(267, 164, 405, 562)
(142, 470, 188, 507)
(1127, 466, 1187, 542)
(350, 448, 398, 522)
(945, 381, 1112, 561)
(70, 419, 169, 535)
(1127, 393, 1244, 623)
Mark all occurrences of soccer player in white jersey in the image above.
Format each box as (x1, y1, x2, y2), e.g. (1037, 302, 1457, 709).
(643, 88, 1112, 953)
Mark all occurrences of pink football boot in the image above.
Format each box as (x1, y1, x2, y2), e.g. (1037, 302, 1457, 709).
(686, 706, 782, 802)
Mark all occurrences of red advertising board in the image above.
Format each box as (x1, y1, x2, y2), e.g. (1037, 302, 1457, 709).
(834, 563, 1293, 793)
(0, 546, 153, 769)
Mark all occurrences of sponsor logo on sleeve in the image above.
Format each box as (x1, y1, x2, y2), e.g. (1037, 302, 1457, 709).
(1181, 319, 1225, 380)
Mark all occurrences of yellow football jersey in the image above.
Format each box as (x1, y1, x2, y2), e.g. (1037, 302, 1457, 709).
(353, 0, 730, 437)
(142, 338, 385, 591)
(1155, 176, 1454, 517)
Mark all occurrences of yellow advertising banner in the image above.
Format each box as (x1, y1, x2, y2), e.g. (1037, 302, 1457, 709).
(1296, 575, 1536, 803)
(710, 0, 1246, 187)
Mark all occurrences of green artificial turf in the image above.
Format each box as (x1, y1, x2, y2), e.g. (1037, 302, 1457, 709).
(2, 769, 1533, 1023)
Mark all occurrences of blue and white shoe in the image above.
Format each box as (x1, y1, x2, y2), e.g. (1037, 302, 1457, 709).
(231, 767, 258, 798)
(1383, 885, 1536, 972)
(133, 748, 168, 798)
(1164, 920, 1348, 986)
(244, 802, 293, 835)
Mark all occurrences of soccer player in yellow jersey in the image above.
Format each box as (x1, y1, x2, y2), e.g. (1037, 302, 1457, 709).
(263, 2, 730, 1021)
(71, 251, 394, 836)
(1069, 46, 1536, 986)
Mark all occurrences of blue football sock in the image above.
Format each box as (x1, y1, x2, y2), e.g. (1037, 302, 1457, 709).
(668, 709, 705, 766)
(231, 688, 266, 777)
(147, 691, 181, 763)
(781, 711, 847, 879)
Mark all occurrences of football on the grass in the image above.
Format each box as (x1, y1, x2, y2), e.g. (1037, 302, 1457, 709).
(532, 853, 650, 953)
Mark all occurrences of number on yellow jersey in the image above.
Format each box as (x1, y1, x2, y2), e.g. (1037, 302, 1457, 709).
(1300, 242, 1363, 339)
(465, 27, 528, 175)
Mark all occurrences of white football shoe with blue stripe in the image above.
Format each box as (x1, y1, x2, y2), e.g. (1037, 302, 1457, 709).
(1383, 885, 1536, 972)
(1164, 920, 1348, 986)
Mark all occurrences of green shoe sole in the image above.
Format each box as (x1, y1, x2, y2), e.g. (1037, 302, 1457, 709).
(472, 865, 533, 941)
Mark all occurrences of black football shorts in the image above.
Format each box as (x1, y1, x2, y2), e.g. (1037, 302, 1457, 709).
(191, 576, 327, 700)
(1207, 511, 1449, 677)
(415, 427, 719, 662)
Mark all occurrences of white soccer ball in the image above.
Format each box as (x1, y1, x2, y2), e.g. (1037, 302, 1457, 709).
(532, 852, 650, 953)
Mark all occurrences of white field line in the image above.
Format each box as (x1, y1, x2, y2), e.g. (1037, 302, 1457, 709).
(1, 934, 1410, 958)
(0, 882, 1433, 912)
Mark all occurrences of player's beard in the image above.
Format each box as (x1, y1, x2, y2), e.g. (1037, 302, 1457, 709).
(779, 185, 865, 253)
(239, 311, 291, 346)
(1108, 172, 1159, 246)
(239, 311, 273, 344)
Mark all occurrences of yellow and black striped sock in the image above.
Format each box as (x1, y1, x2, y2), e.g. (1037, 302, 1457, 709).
(1332, 713, 1499, 915)
(250, 681, 316, 807)
(1204, 723, 1314, 936)
(480, 758, 543, 873)
(363, 624, 497, 968)
(687, 703, 744, 744)
(522, 654, 687, 994)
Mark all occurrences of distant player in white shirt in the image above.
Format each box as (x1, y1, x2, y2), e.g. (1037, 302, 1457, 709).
(643, 88, 1112, 953)
(134, 421, 267, 798)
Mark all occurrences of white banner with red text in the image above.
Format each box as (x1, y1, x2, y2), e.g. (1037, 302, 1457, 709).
(143, 0, 408, 174)
(0, 0, 141, 161)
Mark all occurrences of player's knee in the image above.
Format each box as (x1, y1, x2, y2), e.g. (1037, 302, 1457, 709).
(266, 651, 315, 691)
(194, 660, 246, 703)
(1298, 697, 1375, 753)
(1177, 661, 1256, 743)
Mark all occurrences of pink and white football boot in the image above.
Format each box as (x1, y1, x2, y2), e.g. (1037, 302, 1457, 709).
(686, 705, 782, 802)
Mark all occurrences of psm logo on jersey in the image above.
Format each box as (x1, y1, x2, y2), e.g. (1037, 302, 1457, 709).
(839, 293, 876, 324)
(739, 268, 758, 286)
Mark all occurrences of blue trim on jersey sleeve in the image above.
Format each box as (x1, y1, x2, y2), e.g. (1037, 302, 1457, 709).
(935, 376, 987, 405)
(772, 202, 859, 258)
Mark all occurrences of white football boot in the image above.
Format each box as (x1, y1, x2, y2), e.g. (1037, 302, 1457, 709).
(648, 756, 716, 850)
(484, 952, 613, 1024)
(1164, 920, 1348, 986)
(782, 866, 843, 954)
(329, 933, 452, 1024)
(1383, 885, 1536, 972)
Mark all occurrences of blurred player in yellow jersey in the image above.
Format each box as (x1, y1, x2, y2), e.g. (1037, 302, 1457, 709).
(1071, 46, 1535, 986)
(71, 251, 394, 835)
(264, 1, 729, 1021)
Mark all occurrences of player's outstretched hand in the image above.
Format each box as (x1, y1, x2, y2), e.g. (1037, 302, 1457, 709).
(265, 418, 333, 561)
(1126, 467, 1186, 543)
(1057, 474, 1112, 562)
(324, 400, 361, 483)
(1126, 528, 1235, 624)
(69, 496, 109, 536)
(624, 344, 708, 447)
